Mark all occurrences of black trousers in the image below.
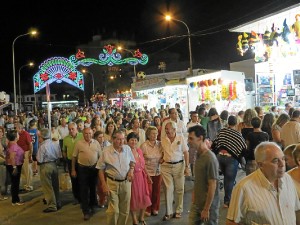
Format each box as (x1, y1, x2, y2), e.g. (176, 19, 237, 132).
(67, 160, 81, 201)
(77, 164, 98, 214)
(6, 165, 23, 203)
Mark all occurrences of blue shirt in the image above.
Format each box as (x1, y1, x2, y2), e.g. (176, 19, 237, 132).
(37, 139, 62, 164)
(96, 144, 135, 180)
(28, 128, 38, 155)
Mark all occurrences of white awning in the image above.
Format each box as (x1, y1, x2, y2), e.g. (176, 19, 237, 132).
(229, 4, 300, 34)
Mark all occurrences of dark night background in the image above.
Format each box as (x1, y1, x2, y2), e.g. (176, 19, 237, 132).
(0, 0, 298, 97)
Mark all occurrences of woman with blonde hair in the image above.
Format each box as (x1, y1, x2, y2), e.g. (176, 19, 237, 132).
(271, 113, 290, 149)
(237, 108, 258, 140)
(140, 126, 163, 217)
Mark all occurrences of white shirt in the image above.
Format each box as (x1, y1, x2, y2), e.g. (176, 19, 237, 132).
(186, 121, 200, 129)
(227, 169, 300, 225)
(57, 125, 69, 140)
(161, 135, 188, 162)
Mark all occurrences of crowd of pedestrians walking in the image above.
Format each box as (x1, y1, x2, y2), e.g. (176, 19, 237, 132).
(0, 101, 300, 225)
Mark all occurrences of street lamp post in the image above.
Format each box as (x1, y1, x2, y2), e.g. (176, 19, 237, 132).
(82, 69, 95, 94)
(165, 15, 193, 76)
(12, 30, 37, 115)
(18, 62, 34, 112)
(117, 46, 137, 77)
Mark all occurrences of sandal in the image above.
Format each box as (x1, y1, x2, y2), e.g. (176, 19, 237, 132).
(162, 215, 171, 221)
(140, 221, 147, 225)
(174, 212, 181, 218)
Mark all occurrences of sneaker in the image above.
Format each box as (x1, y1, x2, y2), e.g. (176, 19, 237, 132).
(0, 196, 8, 201)
(12, 202, 25, 206)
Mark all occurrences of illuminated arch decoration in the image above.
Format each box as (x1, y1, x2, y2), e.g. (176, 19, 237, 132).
(33, 45, 149, 93)
(76, 45, 149, 67)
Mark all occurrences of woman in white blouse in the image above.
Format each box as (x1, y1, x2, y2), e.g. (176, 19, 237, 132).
(140, 126, 163, 217)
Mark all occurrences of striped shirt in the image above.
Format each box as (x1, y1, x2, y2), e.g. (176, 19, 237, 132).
(227, 169, 300, 225)
(212, 127, 246, 159)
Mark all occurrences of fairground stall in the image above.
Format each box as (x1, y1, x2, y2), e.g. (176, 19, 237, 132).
(230, 3, 300, 110)
(131, 70, 189, 121)
(187, 70, 247, 114)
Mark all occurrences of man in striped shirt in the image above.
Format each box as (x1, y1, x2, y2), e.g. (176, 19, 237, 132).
(226, 142, 300, 225)
(212, 115, 247, 208)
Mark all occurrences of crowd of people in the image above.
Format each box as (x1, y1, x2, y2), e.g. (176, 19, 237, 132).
(0, 101, 300, 224)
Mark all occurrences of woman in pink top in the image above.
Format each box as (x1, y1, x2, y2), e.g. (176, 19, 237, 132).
(6, 130, 25, 206)
(127, 132, 152, 225)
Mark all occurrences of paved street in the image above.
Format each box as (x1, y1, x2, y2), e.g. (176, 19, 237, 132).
(0, 167, 246, 225)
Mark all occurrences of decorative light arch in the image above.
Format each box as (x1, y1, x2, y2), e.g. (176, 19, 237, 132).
(33, 45, 149, 93)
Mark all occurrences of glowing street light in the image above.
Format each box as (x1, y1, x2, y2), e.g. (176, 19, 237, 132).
(12, 29, 37, 115)
(81, 69, 95, 94)
(117, 46, 137, 77)
(18, 62, 34, 111)
(165, 15, 193, 75)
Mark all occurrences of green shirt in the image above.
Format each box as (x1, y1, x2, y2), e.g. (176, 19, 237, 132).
(199, 116, 209, 132)
(63, 133, 83, 160)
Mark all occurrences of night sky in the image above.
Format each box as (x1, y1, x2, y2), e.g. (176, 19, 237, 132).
(0, 0, 298, 95)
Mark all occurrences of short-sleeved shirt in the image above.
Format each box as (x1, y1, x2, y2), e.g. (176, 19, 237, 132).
(72, 139, 101, 166)
(37, 139, 62, 163)
(17, 130, 32, 152)
(227, 169, 300, 225)
(63, 133, 83, 160)
(6, 143, 24, 166)
(96, 144, 135, 180)
(161, 135, 188, 162)
(28, 128, 38, 155)
(193, 150, 219, 209)
(140, 140, 163, 176)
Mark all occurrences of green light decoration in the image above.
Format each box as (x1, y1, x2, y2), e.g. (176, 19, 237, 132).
(33, 45, 149, 93)
(76, 45, 149, 67)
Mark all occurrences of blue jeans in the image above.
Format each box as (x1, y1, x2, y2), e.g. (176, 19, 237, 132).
(217, 155, 239, 205)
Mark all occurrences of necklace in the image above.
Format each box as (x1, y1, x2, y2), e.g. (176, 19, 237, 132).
(148, 140, 156, 148)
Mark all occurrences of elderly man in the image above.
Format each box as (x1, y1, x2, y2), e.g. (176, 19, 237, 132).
(161, 108, 187, 139)
(62, 122, 83, 205)
(37, 128, 62, 213)
(226, 142, 300, 225)
(96, 130, 135, 225)
(72, 127, 101, 221)
(161, 121, 190, 220)
(188, 125, 220, 225)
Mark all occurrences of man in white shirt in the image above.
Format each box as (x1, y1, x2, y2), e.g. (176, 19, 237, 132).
(161, 108, 187, 139)
(161, 121, 190, 220)
(226, 142, 300, 225)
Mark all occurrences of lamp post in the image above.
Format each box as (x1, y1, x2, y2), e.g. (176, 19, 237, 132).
(18, 62, 34, 112)
(82, 69, 95, 95)
(117, 46, 137, 77)
(12, 30, 37, 115)
(165, 15, 193, 75)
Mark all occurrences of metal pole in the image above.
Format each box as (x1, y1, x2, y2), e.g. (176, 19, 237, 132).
(91, 72, 95, 95)
(12, 33, 30, 115)
(18, 67, 21, 112)
(173, 19, 193, 76)
(133, 65, 136, 77)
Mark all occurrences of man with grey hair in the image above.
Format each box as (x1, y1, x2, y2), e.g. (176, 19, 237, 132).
(62, 122, 83, 205)
(226, 142, 300, 225)
(37, 128, 62, 213)
(161, 121, 190, 220)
